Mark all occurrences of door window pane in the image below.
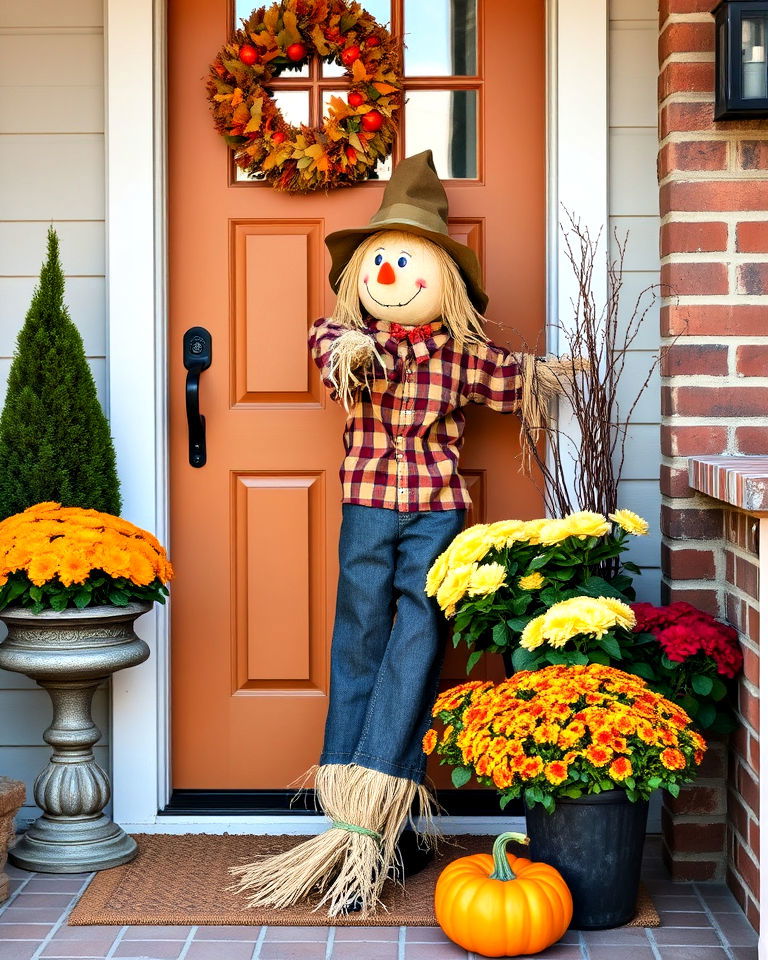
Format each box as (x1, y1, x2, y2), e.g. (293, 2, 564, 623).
(404, 89, 478, 178)
(273, 89, 310, 126)
(404, 0, 477, 76)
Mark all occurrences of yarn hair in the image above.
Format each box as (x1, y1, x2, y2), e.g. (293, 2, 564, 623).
(330, 231, 487, 349)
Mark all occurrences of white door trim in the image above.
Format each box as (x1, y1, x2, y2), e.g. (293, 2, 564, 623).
(107, 0, 609, 832)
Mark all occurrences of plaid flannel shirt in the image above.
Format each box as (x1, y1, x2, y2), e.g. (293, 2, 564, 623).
(308, 316, 523, 512)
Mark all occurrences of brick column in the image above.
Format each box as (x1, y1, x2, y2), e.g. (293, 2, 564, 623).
(658, 0, 768, 925)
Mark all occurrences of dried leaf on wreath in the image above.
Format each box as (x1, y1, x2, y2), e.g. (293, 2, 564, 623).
(297, 155, 313, 169)
(263, 6, 279, 32)
(249, 30, 273, 47)
(347, 130, 364, 152)
(372, 81, 398, 94)
(311, 25, 331, 56)
(282, 10, 301, 43)
(244, 101, 263, 133)
(339, 11, 358, 33)
(304, 143, 324, 158)
(352, 59, 368, 83)
(233, 102, 250, 125)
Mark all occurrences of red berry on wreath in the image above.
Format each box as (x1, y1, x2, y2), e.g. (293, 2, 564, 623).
(348, 91, 365, 107)
(341, 45, 361, 66)
(286, 42, 307, 62)
(272, 131, 287, 144)
(238, 44, 258, 65)
(361, 109, 384, 132)
(346, 146, 358, 162)
(364, 36, 381, 47)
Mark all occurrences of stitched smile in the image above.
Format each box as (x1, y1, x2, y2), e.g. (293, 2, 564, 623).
(364, 282, 422, 308)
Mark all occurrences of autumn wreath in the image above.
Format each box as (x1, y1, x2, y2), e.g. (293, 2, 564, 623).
(207, 0, 402, 192)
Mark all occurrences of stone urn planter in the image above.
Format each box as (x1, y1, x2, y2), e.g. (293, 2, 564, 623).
(0, 603, 151, 873)
(0, 777, 25, 901)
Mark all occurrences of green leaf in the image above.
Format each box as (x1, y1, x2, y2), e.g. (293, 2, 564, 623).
(666, 782, 680, 798)
(696, 701, 717, 729)
(499, 793, 515, 810)
(73, 589, 92, 609)
(506, 617, 531, 633)
(49, 594, 68, 612)
(692, 674, 714, 696)
(580, 575, 626, 600)
(108, 589, 130, 606)
(709, 677, 728, 701)
(648, 777, 662, 790)
(628, 661, 656, 680)
(622, 561, 642, 574)
(29, 586, 43, 602)
(492, 622, 509, 648)
(466, 650, 483, 675)
(451, 767, 472, 789)
(598, 634, 622, 660)
(511, 647, 541, 673)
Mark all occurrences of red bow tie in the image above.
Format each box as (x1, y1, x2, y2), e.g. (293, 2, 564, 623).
(389, 322, 436, 344)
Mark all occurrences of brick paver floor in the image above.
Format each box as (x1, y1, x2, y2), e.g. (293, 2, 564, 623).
(0, 838, 758, 960)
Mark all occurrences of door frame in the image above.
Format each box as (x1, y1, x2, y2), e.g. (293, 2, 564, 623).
(106, 0, 609, 833)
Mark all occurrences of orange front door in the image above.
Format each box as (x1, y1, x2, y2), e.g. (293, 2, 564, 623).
(168, 0, 545, 791)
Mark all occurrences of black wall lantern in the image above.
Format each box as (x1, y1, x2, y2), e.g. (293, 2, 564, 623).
(713, 0, 768, 118)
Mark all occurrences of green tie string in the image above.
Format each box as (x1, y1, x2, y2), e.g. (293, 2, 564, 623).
(331, 820, 383, 842)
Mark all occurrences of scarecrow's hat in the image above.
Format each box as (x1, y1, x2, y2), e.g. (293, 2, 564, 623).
(325, 150, 488, 314)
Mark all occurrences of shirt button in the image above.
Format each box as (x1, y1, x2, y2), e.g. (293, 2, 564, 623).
(396, 453, 403, 461)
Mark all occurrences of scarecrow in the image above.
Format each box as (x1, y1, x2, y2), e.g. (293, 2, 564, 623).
(231, 151, 575, 915)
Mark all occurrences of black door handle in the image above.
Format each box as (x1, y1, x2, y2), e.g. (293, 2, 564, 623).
(183, 327, 212, 468)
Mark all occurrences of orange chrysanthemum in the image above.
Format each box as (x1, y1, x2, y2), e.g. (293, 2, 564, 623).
(0, 503, 174, 591)
(609, 757, 633, 781)
(422, 729, 437, 755)
(660, 748, 686, 770)
(545, 761, 569, 785)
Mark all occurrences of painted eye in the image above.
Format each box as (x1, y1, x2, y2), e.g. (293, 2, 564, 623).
(397, 256, 408, 268)
(374, 253, 383, 266)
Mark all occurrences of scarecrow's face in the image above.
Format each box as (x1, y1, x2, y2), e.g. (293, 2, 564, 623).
(357, 233, 443, 326)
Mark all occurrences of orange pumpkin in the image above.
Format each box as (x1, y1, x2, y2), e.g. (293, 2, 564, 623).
(434, 832, 573, 957)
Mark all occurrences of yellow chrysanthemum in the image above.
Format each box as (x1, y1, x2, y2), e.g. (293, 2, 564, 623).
(436, 562, 477, 613)
(518, 571, 545, 591)
(609, 509, 649, 536)
(539, 511, 612, 545)
(447, 525, 491, 566)
(57, 551, 91, 587)
(520, 616, 546, 650)
(521, 595, 634, 650)
(484, 520, 530, 550)
(520, 518, 549, 545)
(425, 550, 450, 597)
(467, 562, 507, 598)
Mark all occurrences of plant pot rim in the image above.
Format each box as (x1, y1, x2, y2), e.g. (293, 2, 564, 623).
(0, 601, 153, 621)
(551, 789, 641, 806)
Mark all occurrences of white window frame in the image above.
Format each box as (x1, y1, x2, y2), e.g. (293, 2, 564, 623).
(106, 0, 609, 834)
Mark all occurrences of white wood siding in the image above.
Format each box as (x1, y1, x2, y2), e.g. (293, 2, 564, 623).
(610, 0, 662, 603)
(0, 0, 107, 826)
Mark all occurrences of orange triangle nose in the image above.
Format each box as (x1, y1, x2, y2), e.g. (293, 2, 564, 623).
(377, 261, 396, 284)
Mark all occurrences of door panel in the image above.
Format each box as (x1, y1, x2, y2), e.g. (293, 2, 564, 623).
(169, 0, 545, 790)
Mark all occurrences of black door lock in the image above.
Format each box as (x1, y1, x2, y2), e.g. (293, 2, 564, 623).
(183, 327, 212, 468)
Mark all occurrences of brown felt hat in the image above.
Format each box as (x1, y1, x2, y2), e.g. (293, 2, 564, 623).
(325, 150, 488, 314)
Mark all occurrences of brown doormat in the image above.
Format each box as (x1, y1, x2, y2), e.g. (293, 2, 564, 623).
(68, 833, 660, 928)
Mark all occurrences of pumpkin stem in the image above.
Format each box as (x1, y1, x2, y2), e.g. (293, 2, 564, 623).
(489, 831, 530, 881)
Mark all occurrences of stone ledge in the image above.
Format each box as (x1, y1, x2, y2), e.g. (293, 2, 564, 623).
(689, 456, 768, 514)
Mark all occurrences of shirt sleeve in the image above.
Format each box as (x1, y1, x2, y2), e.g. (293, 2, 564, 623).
(464, 340, 523, 413)
(308, 317, 375, 402)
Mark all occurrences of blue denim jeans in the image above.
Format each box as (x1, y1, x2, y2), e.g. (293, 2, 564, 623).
(320, 504, 465, 783)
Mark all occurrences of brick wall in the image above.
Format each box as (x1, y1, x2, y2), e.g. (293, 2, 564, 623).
(658, 0, 767, 929)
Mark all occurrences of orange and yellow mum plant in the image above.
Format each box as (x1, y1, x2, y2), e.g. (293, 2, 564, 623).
(0, 502, 174, 613)
(423, 662, 705, 813)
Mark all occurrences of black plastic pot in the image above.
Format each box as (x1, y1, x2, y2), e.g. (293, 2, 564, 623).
(525, 790, 649, 929)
